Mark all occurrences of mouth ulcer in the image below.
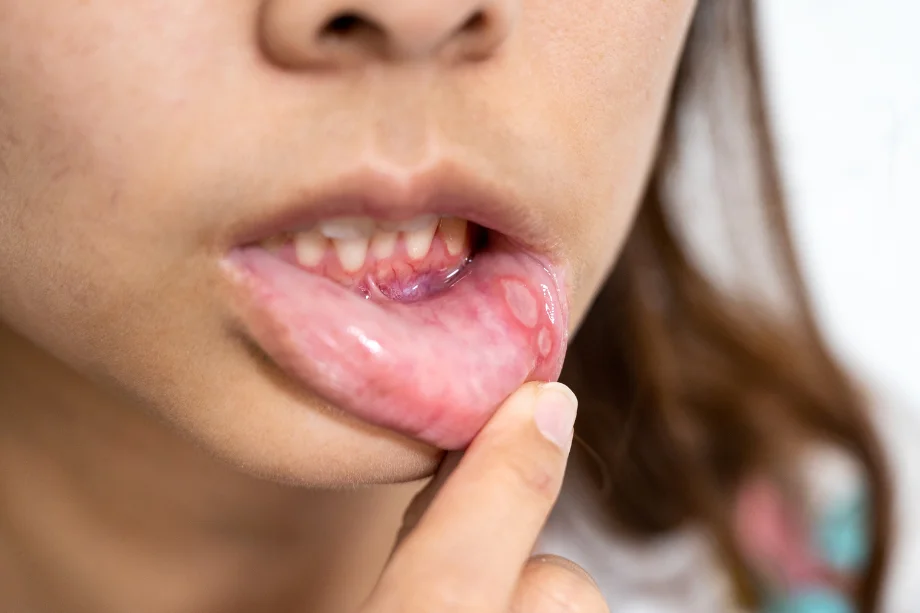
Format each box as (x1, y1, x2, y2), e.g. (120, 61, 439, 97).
(261, 216, 477, 303)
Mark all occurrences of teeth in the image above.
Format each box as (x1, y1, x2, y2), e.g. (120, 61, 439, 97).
(403, 217, 439, 261)
(438, 218, 468, 256)
(287, 215, 468, 272)
(379, 215, 439, 233)
(317, 217, 376, 240)
(294, 230, 327, 267)
(370, 230, 398, 259)
(333, 237, 370, 272)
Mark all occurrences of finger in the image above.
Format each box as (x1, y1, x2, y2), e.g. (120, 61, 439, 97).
(374, 382, 578, 612)
(395, 450, 463, 547)
(510, 555, 608, 613)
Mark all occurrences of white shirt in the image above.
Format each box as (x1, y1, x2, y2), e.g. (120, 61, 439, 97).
(537, 388, 920, 612)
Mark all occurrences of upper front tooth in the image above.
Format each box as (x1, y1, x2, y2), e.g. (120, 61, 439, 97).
(379, 215, 439, 233)
(333, 237, 369, 272)
(404, 217, 439, 261)
(317, 217, 377, 240)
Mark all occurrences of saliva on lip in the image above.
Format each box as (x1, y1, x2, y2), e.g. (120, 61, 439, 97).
(261, 214, 477, 303)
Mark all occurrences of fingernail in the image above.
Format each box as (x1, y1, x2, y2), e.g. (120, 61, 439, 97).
(534, 382, 578, 451)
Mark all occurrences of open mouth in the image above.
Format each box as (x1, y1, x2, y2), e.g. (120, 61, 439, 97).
(222, 173, 569, 450)
(264, 215, 480, 303)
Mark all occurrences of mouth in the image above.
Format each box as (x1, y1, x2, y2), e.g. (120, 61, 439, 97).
(222, 166, 569, 450)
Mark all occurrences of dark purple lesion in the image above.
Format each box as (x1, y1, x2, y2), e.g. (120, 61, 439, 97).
(369, 257, 473, 302)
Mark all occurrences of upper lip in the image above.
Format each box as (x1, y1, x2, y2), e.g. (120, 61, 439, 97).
(226, 161, 564, 265)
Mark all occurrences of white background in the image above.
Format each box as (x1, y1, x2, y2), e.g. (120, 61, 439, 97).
(759, 1, 920, 407)
(759, 4, 920, 608)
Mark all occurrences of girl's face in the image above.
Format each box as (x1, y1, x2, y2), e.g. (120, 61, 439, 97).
(0, 0, 694, 484)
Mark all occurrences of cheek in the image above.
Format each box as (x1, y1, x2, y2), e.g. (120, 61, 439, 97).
(526, 0, 695, 325)
(0, 108, 116, 353)
(0, 1, 241, 358)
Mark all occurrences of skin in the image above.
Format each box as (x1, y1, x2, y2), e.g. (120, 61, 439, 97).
(0, 0, 696, 610)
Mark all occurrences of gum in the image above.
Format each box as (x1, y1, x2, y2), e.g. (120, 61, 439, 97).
(228, 238, 568, 449)
(275, 234, 471, 302)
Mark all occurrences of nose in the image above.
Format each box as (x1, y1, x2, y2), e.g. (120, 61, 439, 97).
(259, 0, 518, 68)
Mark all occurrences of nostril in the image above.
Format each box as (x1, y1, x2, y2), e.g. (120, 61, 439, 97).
(324, 13, 362, 36)
(459, 10, 488, 35)
(320, 11, 383, 41)
(262, 3, 510, 68)
(450, 9, 501, 62)
(320, 8, 495, 56)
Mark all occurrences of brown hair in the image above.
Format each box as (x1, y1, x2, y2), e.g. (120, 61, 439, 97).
(562, 1, 892, 610)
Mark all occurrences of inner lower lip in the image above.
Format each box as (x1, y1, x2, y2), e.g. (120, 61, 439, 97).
(224, 228, 568, 450)
(271, 225, 485, 304)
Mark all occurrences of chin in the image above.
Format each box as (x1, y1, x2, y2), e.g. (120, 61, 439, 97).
(161, 372, 445, 488)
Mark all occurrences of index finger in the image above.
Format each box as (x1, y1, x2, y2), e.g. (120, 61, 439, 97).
(375, 382, 577, 611)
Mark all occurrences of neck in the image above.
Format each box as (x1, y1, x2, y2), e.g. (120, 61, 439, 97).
(0, 327, 421, 613)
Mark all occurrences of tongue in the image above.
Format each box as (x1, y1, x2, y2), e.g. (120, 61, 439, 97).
(226, 241, 569, 449)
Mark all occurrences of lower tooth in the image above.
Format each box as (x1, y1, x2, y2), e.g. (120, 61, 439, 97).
(334, 237, 369, 273)
(380, 214, 438, 232)
(294, 231, 326, 266)
(438, 218, 468, 256)
(370, 231, 398, 259)
(404, 222, 438, 261)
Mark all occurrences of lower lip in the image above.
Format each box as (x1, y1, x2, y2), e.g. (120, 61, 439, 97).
(223, 237, 569, 450)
